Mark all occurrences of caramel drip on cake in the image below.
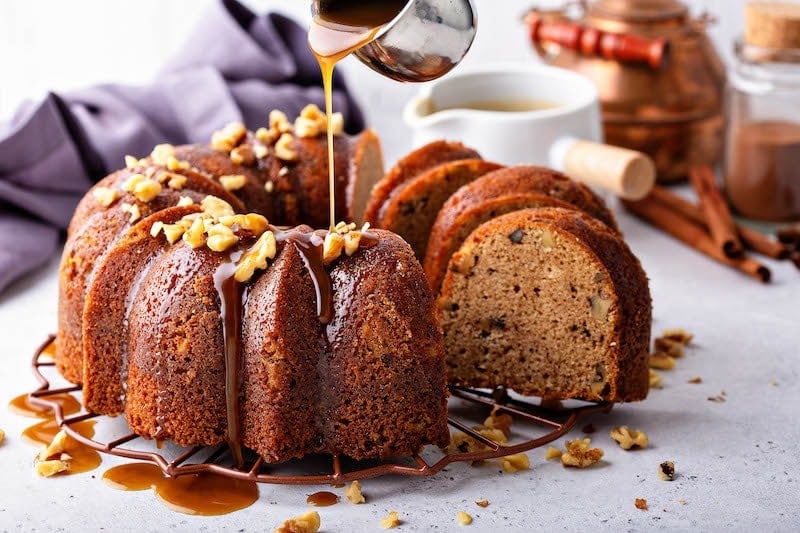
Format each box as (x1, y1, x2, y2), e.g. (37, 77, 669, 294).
(206, 214, 376, 468)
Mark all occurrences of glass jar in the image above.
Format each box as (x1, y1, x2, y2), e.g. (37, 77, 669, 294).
(724, 41, 800, 222)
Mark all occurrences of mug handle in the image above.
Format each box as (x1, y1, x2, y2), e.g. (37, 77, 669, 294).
(549, 137, 655, 200)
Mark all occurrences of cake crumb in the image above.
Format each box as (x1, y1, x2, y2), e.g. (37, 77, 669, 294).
(544, 446, 563, 460)
(457, 511, 473, 525)
(634, 498, 648, 510)
(707, 392, 726, 403)
(769, 380, 778, 387)
(381, 511, 401, 529)
(561, 438, 603, 468)
(273, 510, 320, 533)
(610, 426, 649, 450)
(500, 453, 530, 473)
(687, 376, 703, 384)
(345, 480, 365, 504)
(658, 461, 675, 481)
(475, 499, 489, 508)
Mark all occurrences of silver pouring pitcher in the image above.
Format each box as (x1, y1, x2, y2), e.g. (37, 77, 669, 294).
(312, 0, 478, 82)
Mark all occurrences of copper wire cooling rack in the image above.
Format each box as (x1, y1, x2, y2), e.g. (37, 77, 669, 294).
(28, 335, 611, 485)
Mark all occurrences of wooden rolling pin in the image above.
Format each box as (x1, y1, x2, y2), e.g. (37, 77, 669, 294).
(549, 137, 656, 200)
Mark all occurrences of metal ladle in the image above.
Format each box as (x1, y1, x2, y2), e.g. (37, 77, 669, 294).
(312, 0, 478, 82)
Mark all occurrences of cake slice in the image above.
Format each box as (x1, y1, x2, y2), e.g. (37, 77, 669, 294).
(374, 159, 502, 260)
(362, 141, 480, 226)
(425, 166, 618, 293)
(439, 207, 651, 402)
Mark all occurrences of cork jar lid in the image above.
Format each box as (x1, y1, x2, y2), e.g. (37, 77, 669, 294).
(745, 2, 800, 49)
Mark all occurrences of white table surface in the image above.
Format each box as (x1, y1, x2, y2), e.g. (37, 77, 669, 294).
(2, 1, 799, 531)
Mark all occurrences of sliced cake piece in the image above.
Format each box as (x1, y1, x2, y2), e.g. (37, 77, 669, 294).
(424, 166, 618, 293)
(362, 141, 480, 226)
(375, 159, 502, 260)
(439, 207, 651, 402)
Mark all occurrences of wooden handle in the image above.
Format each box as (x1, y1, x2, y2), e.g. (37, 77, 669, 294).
(561, 140, 655, 200)
(525, 12, 669, 69)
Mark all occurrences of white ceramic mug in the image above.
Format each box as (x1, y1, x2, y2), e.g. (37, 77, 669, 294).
(403, 64, 654, 200)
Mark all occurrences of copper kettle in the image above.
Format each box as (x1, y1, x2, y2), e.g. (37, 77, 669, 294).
(525, 0, 725, 182)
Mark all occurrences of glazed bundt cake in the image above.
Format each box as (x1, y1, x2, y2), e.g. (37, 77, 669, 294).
(438, 208, 651, 402)
(57, 106, 451, 462)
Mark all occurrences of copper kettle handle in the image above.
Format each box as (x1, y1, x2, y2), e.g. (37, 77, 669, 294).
(524, 11, 669, 69)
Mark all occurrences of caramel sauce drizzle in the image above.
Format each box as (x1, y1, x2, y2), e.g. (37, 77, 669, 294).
(307, 490, 340, 507)
(103, 462, 258, 516)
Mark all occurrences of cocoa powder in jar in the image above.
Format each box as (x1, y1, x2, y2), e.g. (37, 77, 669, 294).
(725, 120, 800, 221)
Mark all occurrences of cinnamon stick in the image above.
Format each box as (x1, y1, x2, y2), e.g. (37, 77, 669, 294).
(648, 186, 791, 260)
(688, 165, 744, 258)
(622, 196, 771, 283)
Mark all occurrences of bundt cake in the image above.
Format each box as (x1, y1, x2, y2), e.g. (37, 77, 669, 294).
(423, 166, 619, 293)
(57, 106, 451, 463)
(438, 207, 651, 402)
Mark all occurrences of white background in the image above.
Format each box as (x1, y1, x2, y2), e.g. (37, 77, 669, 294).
(2, 1, 800, 532)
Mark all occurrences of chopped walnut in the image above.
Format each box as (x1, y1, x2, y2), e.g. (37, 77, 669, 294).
(483, 411, 513, 438)
(661, 328, 693, 345)
(323, 232, 345, 265)
(160, 222, 187, 244)
(206, 223, 238, 252)
(183, 217, 207, 249)
(254, 144, 269, 159)
(274, 133, 298, 161)
(264, 180, 275, 193)
(294, 116, 320, 138)
(269, 110, 292, 133)
(218, 213, 268, 235)
(544, 446, 562, 460)
(610, 426, 649, 450)
(176, 196, 194, 207)
(658, 460, 675, 481)
(654, 337, 684, 358)
(121, 202, 142, 224)
(122, 174, 161, 202)
(500, 453, 530, 473)
(381, 511, 400, 530)
(300, 103, 324, 122)
(92, 186, 119, 207)
(278, 166, 290, 177)
(210, 122, 247, 153)
(35, 457, 71, 477)
(150, 144, 175, 166)
(166, 155, 190, 171)
(219, 174, 247, 191)
(234, 231, 277, 283)
(649, 369, 663, 388)
(649, 352, 676, 370)
(39, 430, 72, 461)
(230, 145, 256, 166)
(687, 376, 703, 384)
(256, 126, 278, 144)
(201, 196, 235, 218)
(457, 511, 473, 525)
(590, 295, 613, 321)
(634, 498, 648, 511)
(124, 155, 141, 168)
(345, 480, 366, 504)
(167, 173, 187, 190)
(273, 510, 320, 533)
(561, 438, 603, 468)
(475, 499, 489, 508)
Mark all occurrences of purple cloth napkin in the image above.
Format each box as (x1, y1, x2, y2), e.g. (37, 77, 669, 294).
(0, 0, 364, 294)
